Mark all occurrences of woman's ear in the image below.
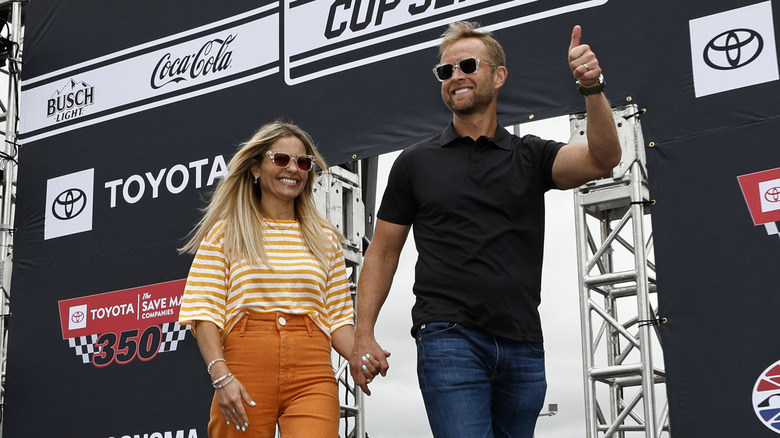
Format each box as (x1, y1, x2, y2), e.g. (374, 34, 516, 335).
(250, 160, 262, 180)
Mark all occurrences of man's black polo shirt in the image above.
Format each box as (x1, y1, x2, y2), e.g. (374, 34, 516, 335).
(377, 123, 564, 342)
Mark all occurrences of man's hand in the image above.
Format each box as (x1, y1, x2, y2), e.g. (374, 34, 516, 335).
(568, 25, 602, 88)
(349, 333, 391, 396)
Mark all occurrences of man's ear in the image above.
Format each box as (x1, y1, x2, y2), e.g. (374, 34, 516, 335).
(494, 65, 508, 89)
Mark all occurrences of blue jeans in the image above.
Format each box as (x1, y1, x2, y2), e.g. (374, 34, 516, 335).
(416, 322, 547, 438)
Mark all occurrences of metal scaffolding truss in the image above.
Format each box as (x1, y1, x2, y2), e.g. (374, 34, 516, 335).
(314, 162, 371, 438)
(569, 104, 670, 437)
(0, 1, 22, 433)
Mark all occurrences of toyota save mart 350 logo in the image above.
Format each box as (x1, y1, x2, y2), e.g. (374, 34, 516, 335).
(738, 167, 780, 239)
(58, 279, 188, 368)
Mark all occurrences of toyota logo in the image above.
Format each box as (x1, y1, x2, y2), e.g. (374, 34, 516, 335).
(52, 188, 87, 220)
(70, 311, 85, 324)
(764, 187, 780, 203)
(703, 28, 764, 70)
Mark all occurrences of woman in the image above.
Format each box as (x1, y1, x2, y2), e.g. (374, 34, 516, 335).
(178, 122, 378, 437)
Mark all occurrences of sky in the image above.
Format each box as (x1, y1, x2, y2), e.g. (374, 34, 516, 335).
(355, 116, 593, 438)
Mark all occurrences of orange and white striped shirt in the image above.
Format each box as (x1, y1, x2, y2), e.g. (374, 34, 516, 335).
(178, 219, 353, 340)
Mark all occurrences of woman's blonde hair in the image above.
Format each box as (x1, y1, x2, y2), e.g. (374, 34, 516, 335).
(180, 121, 342, 269)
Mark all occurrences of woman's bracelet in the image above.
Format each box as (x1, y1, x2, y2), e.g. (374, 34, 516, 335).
(212, 372, 233, 387)
(213, 374, 235, 389)
(207, 358, 227, 375)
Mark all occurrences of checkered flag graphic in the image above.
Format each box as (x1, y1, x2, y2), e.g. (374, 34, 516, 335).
(66, 323, 189, 365)
(68, 334, 99, 364)
(159, 322, 189, 353)
(764, 221, 780, 238)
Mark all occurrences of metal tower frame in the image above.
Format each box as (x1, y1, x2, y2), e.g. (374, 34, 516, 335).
(314, 161, 372, 438)
(569, 104, 670, 437)
(0, 1, 22, 434)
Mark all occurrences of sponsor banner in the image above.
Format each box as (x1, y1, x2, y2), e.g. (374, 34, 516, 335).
(284, 0, 608, 84)
(44, 154, 227, 240)
(57, 279, 188, 368)
(108, 429, 200, 438)
(20, 3, 280, 143)
(20, 0, 614, 144)
(649, 125, 780, 437)
(689, 1, 779, 98)
(737, 167, 780, 227)
(58, 279, 186, 339)
(753, 359, 780, 434)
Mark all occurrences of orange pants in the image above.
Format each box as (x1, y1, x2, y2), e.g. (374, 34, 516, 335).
(208, 312, 339, 438)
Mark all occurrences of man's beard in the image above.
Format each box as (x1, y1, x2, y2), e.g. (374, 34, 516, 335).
(443, 85, 496, 116)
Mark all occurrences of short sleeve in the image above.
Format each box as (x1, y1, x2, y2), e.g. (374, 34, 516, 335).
(178, 223, 229, 333)
(377, 149, 416, 225)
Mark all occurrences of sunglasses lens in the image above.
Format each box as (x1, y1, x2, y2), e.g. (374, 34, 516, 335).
(272, 153, 291, 167)
(296, 157, 313, 171)
(271, 153, 313, 170)
(459, 58, 478, 74)
(436, 64, 453, 81)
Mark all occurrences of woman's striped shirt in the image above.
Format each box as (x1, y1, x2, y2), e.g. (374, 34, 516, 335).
(178, 219, 353, 340)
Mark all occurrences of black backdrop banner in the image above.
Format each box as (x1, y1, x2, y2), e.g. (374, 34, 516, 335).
(649, 118, 780, 437)
(7, 0, 780, 437)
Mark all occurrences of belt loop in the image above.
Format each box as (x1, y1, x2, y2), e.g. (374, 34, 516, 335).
(303, 316, 313, 337)
(239, 313, 249, 337)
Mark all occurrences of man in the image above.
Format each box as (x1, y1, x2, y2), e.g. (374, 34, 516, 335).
(350, 22, 621, 437)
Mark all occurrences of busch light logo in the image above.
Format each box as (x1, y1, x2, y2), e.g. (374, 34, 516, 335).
(46, 79, 95, 122)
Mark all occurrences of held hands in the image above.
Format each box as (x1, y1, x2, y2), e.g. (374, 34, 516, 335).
(568, 25, 602, 88)
(349, 334, 391, 396)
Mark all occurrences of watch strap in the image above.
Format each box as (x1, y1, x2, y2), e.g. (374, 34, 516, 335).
(577, 74, 605, 96)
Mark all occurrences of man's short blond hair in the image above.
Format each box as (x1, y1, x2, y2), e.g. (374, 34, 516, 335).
(439, 21, 506, 67)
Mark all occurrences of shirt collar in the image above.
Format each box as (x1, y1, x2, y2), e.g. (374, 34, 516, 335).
(439, 121, 513, 150)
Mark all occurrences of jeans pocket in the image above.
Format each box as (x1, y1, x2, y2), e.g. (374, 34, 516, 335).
(416, 322, 458, 341)
(528, 341, 545, 356)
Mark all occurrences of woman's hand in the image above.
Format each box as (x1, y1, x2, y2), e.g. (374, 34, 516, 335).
(195, 321, 256, 432)
(214, 372, 256, 432)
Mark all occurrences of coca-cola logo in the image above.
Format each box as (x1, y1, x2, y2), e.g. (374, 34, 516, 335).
(150, 34, 235, 89)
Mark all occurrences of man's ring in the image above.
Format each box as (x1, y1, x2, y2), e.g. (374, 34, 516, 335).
(584, 63, 589, 71)
(231, 409, 237, 414)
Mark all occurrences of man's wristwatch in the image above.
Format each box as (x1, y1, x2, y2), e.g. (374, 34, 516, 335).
(576, 74, 605, 96)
